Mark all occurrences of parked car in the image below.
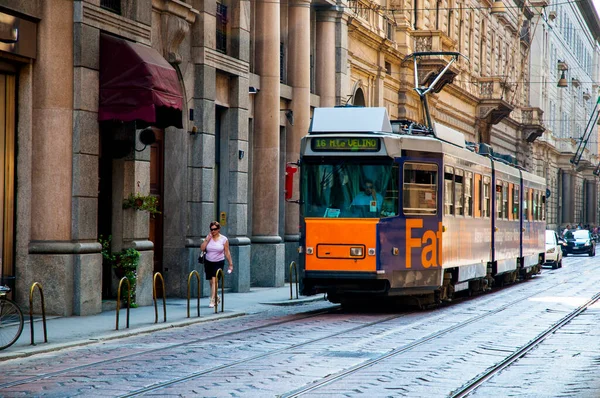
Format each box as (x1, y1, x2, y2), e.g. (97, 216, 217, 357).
(545, 230, 563, 269)
(562, 229, 596, 257)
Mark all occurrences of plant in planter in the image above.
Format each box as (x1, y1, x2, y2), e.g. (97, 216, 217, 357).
(123, 193, 161, 217)
(99, 235, 140, 307)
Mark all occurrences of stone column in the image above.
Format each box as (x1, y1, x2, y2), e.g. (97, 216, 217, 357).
(316, 7, 337, 107)
(585, 179, 597, 225)
(561, 170, 573, 225)
(222, 0, 252, 293)
(28, 1, 77, 316)
(222, 76, 251, 293)
(284, 0, 311, 276)
(251, 0, 284, 286)
(71, 9, 102, 315)
(152, 1, 197, 299)
(375, 53, 385, 106)
(189, 0, 217, 298)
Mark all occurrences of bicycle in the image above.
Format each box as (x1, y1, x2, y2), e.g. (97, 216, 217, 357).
(0, 285, 24, 350)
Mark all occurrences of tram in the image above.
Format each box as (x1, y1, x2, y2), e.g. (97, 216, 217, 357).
(295, 106, 546, 306)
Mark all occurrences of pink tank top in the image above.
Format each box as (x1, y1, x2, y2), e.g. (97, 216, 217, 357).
(205, 235, 227, 262)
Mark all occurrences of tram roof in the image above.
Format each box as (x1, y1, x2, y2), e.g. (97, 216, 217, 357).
(310, 107, 393, 134)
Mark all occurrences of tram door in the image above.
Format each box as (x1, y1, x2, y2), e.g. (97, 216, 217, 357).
(0, 74, 16, 292)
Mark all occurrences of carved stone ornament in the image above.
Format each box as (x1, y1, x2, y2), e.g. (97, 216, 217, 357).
(153, 0, 198, 64)
(164, 16, 189, 64)
(415, 36, 432, 52)
(480, 82, 494, 98)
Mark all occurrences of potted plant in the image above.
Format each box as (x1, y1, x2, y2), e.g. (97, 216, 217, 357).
(99, 235, 140, 306)
(123, 192, 161, 217)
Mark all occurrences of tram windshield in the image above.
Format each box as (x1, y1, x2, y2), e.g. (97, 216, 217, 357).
(302, 160, 399, 218)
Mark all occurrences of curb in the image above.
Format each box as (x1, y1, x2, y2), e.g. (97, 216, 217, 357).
(0, 311, 246, 362)
(261, 294, 327, 306)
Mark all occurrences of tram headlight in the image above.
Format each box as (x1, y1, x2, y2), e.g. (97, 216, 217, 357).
(546, 247, 555, 253)
(350, 247, 363, 257)
(585, 240, 591, 246)
(306, 247, 314, 255)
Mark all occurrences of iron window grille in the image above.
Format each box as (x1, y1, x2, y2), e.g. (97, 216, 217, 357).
(216, 3, 228, 54)
(100, 0, 121, 14)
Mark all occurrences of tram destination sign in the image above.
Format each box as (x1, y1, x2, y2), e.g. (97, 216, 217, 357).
(311, 138, 381, 152)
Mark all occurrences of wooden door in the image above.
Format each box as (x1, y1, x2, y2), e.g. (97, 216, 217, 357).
(0, 74, 16, 292)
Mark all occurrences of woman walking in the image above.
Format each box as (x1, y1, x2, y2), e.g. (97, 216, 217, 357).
(201, 221, 234, 307)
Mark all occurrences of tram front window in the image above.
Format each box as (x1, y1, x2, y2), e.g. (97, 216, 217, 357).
(302, 161, 398, 218)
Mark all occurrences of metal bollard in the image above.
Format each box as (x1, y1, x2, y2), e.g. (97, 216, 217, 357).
(187, 270, 201, 318)
(153, 272, 167, 324)
(116, 277, 131, 330)
(215, 269, 224, 313)
(289, 261, 299, 300)
(29, 282, 48, 345)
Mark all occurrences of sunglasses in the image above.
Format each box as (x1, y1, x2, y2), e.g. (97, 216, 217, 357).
(210, 228, 219, 231)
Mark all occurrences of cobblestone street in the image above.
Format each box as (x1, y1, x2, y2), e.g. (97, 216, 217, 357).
(1, 256, 600, 397)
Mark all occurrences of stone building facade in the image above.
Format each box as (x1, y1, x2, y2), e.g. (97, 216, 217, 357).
(529, 1, 600, 230)
(2, 0, 599, 316)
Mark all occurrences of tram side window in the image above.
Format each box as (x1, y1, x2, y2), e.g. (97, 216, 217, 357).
(465, 172, 473, 217)
(403, 162, 437, 215)
(483, 176, 491, 218)
(526, 189, 532, 221)
(444, 166, 454, 215)
(455, 169, 464, 216)
(496, 181, 503, 219)
(502, 183, 507, 218)
(541, 194, 546, 221)
(513, 186, 520, 220)
(533, 190, 538, 220)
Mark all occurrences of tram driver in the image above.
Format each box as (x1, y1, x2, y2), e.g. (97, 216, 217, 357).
(350, 179, 384, 216)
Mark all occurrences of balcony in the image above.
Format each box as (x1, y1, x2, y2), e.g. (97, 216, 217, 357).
(556, 138, 576, 154)
(410, 32, 460, 93)
(521, 107, 545, 143)
(537, 129, 557, 148)
(477, 77, 513, 125)
(347, 0, 394, 42)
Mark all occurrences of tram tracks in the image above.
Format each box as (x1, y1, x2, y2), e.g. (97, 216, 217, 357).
(0, 265, 592, 396)
(119, 278, 574, 397)
(449, 291, 600, 398)
(281, 270, 599, 397)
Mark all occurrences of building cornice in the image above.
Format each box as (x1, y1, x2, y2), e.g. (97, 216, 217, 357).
(77, 2, 151, 45)
(577, 0, 600, 42)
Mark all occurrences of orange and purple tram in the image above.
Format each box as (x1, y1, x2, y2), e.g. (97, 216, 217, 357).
(297, 107, 546, 306)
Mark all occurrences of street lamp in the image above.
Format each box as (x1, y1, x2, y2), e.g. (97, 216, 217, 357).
(491, 0, 506, 14)
(557, 71, 568, 88)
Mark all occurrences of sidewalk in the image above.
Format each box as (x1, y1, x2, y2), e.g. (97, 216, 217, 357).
(0, 285, 327, 361)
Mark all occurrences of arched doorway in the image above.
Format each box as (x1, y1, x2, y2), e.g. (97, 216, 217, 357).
(353, 88, 366, 106)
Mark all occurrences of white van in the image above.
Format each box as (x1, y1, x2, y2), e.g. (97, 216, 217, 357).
(545, 230, 563, 269)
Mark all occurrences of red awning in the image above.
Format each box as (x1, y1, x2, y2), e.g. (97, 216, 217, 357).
(99, 34, 183, 129)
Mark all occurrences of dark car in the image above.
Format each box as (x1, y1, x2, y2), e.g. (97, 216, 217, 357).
(563, 229, 596, 257)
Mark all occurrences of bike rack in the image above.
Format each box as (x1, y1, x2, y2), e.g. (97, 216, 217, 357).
(215, 269, 224, 313)
(289, 261, 299, 300)
(187, 270, 201, 318)
(115, 277, 131, 330)
(153, 272, 167, 324)
(28, 282, 47, 345)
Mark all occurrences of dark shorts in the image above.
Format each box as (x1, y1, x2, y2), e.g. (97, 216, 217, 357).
(204, 259, 224, 280)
